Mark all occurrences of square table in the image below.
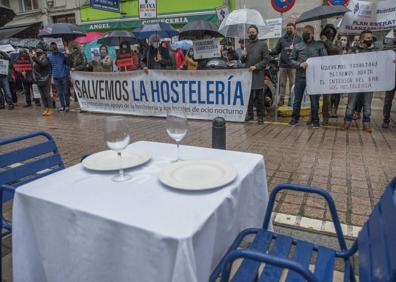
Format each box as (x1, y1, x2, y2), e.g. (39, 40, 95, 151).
(13, 141, 269, 282)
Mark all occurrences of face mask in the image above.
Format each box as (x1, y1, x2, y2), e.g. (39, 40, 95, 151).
(249, 34, 257, 41)
(122, 45, 127, 49)
(341, 41, 347, 48)
(302, 32, 312, 43)
(286, 30, 293, 35)
(363, 40, 373, 47)
(188, 52, 193, 57)
(100, 50, 107, 57)
(36, 51, 43, 56)
(152, 42, 160, 48)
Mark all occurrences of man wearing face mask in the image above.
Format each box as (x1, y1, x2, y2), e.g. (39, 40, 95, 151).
(288, 25, 328, 129)
(320, 24, 342, 125)
(382, 29, 396, 129)
(141, 34, 171, 73)
(342, 30, 378, 133)
(241, 25, 272, 124)
(47, 42, 70, 112)
(270, 22, 302, 106)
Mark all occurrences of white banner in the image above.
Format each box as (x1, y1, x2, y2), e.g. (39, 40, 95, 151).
(260, 18, 283, 39)
(338, 0, 396, 33)
(193, 39, 221, 60)
(71, 70, 252, 122)
(139, 0, 157, 19)
(0, 59, 9, 75)
(306, 50, 396, 95)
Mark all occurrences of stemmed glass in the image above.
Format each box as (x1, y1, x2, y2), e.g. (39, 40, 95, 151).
(166, 110, 188, 162)
(105, 116, 131, 182)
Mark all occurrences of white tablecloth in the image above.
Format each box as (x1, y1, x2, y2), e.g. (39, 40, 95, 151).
(13, 141, 269, 282)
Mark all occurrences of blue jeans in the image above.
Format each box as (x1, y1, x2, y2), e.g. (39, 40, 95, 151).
(0, 77, 13, 107)
(54, 77, 69, 108)
(345, 92, 373, 123)
(309, 95, 320, 123)
(291, 76, 306, 122)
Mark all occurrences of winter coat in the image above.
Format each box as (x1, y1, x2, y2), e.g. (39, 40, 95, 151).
(270, 33, 302, 68)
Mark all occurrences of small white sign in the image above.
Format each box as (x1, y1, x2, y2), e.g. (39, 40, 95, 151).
(0, 59, 9, 75)
(306, 50, 396, 95)
(193, 39, 221, 60)
(32, 84, 41, 99)
(260, 18, 283, 39)
(216, 6, 230, 22)
(139, 0, 157, 19)
(0, 44, 15, 53)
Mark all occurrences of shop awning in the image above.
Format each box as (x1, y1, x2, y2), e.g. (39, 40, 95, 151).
(0, 23, 41, 40)
(80, 12, 218, 32)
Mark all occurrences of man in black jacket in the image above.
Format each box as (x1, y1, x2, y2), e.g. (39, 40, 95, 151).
(382, 29, 396, 129)
(0, 50, 14, 110)
(141, 34, 171, 73)
(241, 25, 272, 124)
(288, 25, 328, 129)
(270, 22, 302, 106)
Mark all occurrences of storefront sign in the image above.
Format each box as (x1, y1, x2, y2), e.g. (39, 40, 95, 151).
(139, 0, 157, 19)
(0, 59, 9, 75)
(90, 0, 119, 12)
(338, 0, 396, 33)
(70, 69, 252, 122)
(260, 18, 283, 39)
(306, 50, 396, 95)
(193, 39, 221, 60)
(271, 0, 296, 13)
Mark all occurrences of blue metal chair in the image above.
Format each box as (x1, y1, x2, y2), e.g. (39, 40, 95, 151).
(210, 178, 396, 282)
(0, 131, 64, 279)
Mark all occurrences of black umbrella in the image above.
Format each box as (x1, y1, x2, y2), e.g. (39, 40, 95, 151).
(97, 30, 138, 46)
(179, 20, 223, 40)
(296, 5, 350, 24)
(0, 5, 15, 28)
(133, 23, 179, 40)
(38, 23, 85, 39)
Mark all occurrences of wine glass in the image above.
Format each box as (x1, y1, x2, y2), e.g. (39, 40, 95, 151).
(105, 116, 131, 182)
(166, 110, 188, 162)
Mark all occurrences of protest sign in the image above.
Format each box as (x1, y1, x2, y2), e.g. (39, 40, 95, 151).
(0, 59, 9, 75)
(70, 69, 252, 122)
(306, 50, 395, 95)
(338, 0, 396, 33)
(32, 84, 41, 99)
(260, 18, 283, 39)
(14, 57, 32, 72)
(193, 39, 221, 60)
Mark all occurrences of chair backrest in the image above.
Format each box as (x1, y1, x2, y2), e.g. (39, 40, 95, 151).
(0, 131, 64, 202)
(357, 177, 396, 282)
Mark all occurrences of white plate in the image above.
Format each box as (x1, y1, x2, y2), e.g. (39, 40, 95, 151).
(159, 160, 237, 191)
(82, 148, 151, 171)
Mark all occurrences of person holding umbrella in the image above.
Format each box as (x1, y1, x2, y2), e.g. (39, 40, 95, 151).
(288, 25, 328, 129)
(48, 42, 70, 112)
(241, 25, 272, 124)
(141, 34, 171, 73)
(116, 42, 139, 72)
(32, 41, 52, 116)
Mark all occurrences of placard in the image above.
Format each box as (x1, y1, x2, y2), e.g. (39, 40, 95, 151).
(0, 59, 9, 75)
(338, 0, 396, 33)
(260, 18, 283, 39)
(139, 0, 157, 19)
(193, 39, 221, 60)
(306, 50, 396, 95)
(32, 84, 41, 99)
(71, 69, 252, 122)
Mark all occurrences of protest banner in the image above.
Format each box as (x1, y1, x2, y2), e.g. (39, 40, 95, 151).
(338, 0, 396, 33)
(193, 39, 221, 60)
(0, 59, 9, 75)
(70, 69, 252, 122)
(260, 18, 283, 39)
(306, 50, 395, 95)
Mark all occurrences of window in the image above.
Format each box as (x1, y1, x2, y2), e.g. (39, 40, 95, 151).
(0, 0, 10, 7)
(19, 0, 38, 12)
(53, 14, 76, 24)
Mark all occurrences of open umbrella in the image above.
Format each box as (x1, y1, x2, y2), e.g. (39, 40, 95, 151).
(0, 5, 15, 28)
(133, 23, 179, 40)
(75, 32, 103, 45)
(218, 9, 266, 39)
(172, 40, 193, 51)
(296, 5, 350, 24)
(38, 23, 85, 39)
(97, 30, 138, 46)
(179, 20, 222, 40)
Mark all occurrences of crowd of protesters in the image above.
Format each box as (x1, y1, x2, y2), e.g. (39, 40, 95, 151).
(0, 24, 395, 130)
